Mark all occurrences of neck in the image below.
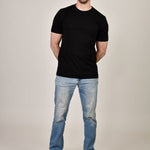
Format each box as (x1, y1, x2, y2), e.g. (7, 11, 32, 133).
(76, 1, 92, 11)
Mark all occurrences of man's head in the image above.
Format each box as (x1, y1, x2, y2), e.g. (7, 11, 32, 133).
(78, 0, 90, 4)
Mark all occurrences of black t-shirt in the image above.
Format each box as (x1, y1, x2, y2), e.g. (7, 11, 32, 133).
(51, 3, 109, 79)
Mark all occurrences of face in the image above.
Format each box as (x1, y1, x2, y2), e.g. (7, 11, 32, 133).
(78, 0, 90, 4)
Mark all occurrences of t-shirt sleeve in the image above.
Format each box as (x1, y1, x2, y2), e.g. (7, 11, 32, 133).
(96, 16, 109, 41)
(51, 9, 63, 34)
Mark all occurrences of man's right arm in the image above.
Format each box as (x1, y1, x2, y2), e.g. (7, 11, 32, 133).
(50, 8, 64, 60)
(50, 32, 62, 60)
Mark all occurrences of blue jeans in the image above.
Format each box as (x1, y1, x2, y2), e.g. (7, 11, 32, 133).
(49, 75, 98, 150)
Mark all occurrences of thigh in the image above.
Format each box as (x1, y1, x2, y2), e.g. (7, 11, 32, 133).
(78, 78, 98, 118)
(54, 75, 78, 107)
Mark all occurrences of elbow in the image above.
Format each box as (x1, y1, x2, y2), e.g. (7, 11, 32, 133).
(50, 40, 59, 50)
(103, 50, 106, 56)
(50, 38, 54, 50)
(97, 49, 106, 56)
(50, 42, 59, 52)
(50, 42, 55, 51)
(50, 41, 53, 49)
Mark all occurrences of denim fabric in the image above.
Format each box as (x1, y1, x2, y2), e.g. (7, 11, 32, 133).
(49, 75, 98, 150)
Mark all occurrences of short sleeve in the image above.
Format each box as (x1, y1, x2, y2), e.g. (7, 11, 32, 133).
(51, 9, 64, 34)
(96, 16, 109, 41)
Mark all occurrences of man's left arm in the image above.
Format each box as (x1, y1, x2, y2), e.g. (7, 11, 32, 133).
(96, 41, 108, 63)
(95, 15, 109, 63)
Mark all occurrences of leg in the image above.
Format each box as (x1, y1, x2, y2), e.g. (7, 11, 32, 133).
(78, 78, 98, 150)
(49, 75, 78, 150)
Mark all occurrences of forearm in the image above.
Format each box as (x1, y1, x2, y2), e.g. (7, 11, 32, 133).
(51, 44, 60, 60)
(96, 51, 106, 63)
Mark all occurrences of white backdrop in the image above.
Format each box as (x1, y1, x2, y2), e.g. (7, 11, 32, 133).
(0, 0, 150, 150)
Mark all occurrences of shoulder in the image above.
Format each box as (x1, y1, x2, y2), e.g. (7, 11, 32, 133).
(58, 4, 74, 14)
(91, 7, 108, 27)
(54, 4, 73, 20)
(92, 7, 107, 20)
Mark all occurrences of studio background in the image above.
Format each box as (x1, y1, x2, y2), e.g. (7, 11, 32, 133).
(0, 0, 150, 150)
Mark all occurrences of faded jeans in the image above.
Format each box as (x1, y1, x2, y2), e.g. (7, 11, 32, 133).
(49, 75, 98, 150)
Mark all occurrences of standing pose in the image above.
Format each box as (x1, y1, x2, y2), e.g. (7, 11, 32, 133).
(49, 0, 109, 150)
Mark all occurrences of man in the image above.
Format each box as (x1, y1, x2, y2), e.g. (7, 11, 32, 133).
(49, 0, 109, 149)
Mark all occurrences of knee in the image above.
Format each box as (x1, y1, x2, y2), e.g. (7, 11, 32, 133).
(54, 107, 68, 123)
(83, 112, 97, 124)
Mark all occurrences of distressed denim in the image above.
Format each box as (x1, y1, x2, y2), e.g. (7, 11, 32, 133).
(49, 75, 98, 150)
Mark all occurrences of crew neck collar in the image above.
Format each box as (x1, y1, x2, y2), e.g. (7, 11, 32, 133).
(73, 3, 94, 13)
